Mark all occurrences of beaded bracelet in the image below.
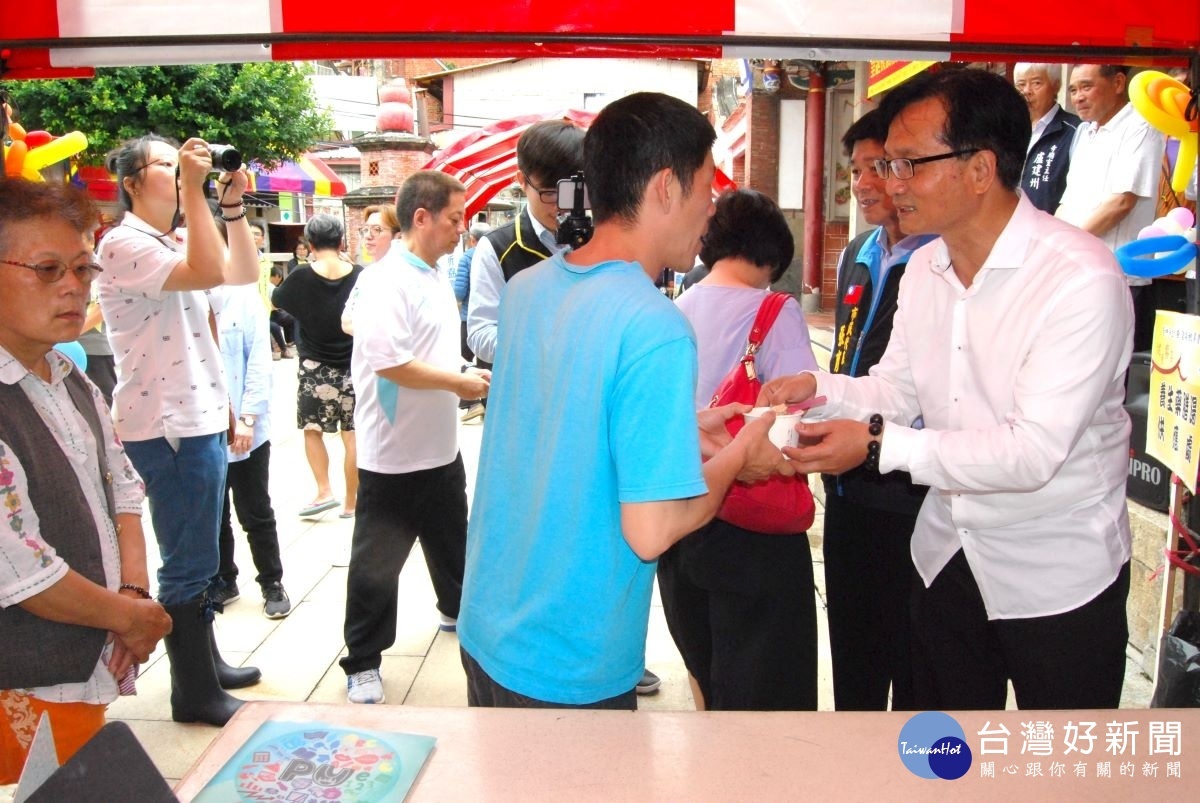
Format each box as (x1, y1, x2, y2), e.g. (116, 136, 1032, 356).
(864, 413, 884, 473)
(119, 583, 152, 599)
(220, 209, 248, 223)
(217, 199, 245, 208)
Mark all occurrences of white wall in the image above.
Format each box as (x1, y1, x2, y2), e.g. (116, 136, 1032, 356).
(778, 99, 806, 209)
(447, 59, 698, 130)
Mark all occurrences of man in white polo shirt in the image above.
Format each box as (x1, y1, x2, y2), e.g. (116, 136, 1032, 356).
(339, 171, 491, 704)
(1057, 64, 1166, 350)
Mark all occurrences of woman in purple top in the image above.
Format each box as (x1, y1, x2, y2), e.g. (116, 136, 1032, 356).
(660, 189, 819, 712)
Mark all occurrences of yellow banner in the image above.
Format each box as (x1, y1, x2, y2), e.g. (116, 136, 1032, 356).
(867, 61, 937, 98)
(1147, 311, 1200, 492)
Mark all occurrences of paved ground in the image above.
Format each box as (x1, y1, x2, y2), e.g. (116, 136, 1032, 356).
(107, 315, 1154, 788)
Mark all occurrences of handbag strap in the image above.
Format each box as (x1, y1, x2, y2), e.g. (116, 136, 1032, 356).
(745, 292, 791, 354)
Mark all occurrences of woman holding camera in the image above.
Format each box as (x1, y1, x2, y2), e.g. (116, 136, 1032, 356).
(97, 135, 261, 726)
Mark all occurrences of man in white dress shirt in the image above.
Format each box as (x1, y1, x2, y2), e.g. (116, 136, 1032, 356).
(763, 68, 1134, 710)
(1057, 64, 1166, 351)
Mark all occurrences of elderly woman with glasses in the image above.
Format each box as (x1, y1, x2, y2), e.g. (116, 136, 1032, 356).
(96, 135, 262, 727)
(0, 179, 172, 781)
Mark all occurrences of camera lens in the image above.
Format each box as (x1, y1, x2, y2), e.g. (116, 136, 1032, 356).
(208, 145, 242, 172)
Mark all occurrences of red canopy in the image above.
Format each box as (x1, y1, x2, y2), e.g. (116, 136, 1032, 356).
(2, 1, 1196, 79)
(423, 109, 738, 220)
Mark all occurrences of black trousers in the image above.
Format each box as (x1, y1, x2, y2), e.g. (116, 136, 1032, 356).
(657, 518, 817, 711)
(822, 492, 919, 711)
(911, 549, 1130, 710)
(217, 440, 283, 588)
(340, 456, 468, 675)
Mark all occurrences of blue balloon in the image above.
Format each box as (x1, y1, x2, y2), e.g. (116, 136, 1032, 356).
(1115, 234, 1197, 278)
(53, 341, 88, 371)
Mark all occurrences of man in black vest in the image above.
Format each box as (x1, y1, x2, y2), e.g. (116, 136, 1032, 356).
(823, 110, 935, 711)
(0, 180, 171, 781)
(466, 120, 585, 376)
(1014, 63, 1080, 213)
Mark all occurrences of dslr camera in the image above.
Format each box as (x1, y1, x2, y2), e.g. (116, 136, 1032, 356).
(208, 144, 242, 172)
(556, 172, 593, 248)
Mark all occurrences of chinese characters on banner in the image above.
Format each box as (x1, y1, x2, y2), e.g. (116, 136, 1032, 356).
(975, 718, 1184, 781)
(1147, 311, 1200, 493)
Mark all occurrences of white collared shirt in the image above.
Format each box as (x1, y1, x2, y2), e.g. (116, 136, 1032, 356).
(812, 196, 1133, 619)
(1028, 104, 1061, 154)
(351, 247, 463, 474)
(97, 214, 229, 441)
(1057, 103, 1165, 269)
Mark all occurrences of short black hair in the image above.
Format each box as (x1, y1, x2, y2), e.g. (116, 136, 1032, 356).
(395, 171, 466, 234)
(842, 109, 890, 159)
(700, 190, 794, 284)
(583, 92, 716, 225)
(877, 68, 1029, 192)
(516, 120, 585, 187)
(303, 214, 344, 250)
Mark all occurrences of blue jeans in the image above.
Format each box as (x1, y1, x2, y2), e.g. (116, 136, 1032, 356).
(124, 433, 227, 605)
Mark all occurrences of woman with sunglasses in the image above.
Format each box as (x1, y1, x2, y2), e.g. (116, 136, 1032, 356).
(96, 135, 261, 726)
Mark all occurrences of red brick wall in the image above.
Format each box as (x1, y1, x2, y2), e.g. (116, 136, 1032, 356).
(359, 147, 431, 190)
(744, 92, 779, 201)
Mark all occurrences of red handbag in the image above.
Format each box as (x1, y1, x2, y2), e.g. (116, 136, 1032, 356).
(708, 292, 815, 535)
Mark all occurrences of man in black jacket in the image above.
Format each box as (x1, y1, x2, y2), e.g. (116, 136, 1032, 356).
(1014, 63, 1080, 213)
(824, 110, 935, 711)
(465, 120, 585, 373)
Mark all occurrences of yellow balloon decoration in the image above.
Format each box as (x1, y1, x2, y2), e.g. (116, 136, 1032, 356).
(1129, 70, 1198, 194)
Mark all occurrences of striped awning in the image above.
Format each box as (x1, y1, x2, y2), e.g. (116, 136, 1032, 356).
(247, 155, 346, 198)
(1, 1, 1195, 78)
(423, 109, 738, 220)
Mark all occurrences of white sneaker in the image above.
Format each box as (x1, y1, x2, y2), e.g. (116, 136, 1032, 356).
(346, 668, 385, 704)
(438, 613, 457, 632)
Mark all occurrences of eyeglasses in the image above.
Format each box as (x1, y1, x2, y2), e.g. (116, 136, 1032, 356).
(133, 159, 175, 173)
(872, 149, 981, 181)
(0, 259, 104, 284)
(525, 181, 559, 205)
(359, 225, 386, 237)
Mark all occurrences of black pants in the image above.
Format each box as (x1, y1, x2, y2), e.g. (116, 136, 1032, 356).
(217, 441, 283, 588)
(822, 492, 918, 711)
(911, 549, 1130, 710)
(340, 456, 468, 675)
(657, 518, 817, 711)
(461, 648, 637, 710)
(270, 309, 297, 348)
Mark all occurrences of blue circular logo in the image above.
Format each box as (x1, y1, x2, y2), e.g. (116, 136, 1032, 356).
(897, 711, 973, 780)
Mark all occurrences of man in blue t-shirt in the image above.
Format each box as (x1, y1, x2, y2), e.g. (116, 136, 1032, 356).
(457, 92, 790, 708)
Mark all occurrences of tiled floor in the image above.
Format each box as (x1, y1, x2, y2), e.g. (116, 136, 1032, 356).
(107, 320, 1153, 790)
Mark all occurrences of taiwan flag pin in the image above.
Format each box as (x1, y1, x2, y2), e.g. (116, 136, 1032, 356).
(844, 284, 863, 305)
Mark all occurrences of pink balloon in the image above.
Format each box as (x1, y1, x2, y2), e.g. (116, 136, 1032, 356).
(1166, 207, 1195, 231)
(1139, 225, 1168, 239)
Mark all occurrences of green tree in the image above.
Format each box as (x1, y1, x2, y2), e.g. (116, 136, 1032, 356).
(5, 63, 333, 168)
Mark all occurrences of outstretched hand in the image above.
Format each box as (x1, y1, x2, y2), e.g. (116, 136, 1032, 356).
(757, 372, 817, 408)
(733, 410, 796, 483)
(782, 418, 871, 475)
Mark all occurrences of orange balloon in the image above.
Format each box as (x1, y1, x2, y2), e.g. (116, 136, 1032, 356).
(4, 140, 28, 177)
(7, 122, 26, 141)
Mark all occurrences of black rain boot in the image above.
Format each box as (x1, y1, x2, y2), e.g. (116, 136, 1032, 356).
(163, 597, 245, 725)
(210, 627, 261, 689)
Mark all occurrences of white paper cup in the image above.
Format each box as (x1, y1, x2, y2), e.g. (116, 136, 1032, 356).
(744, 406, 801, 449)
